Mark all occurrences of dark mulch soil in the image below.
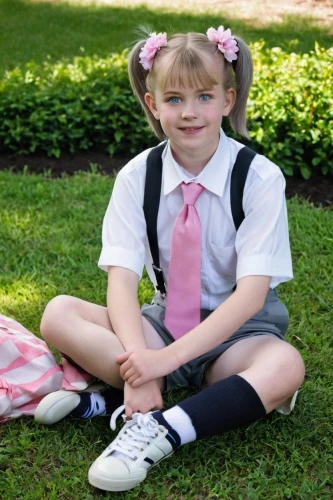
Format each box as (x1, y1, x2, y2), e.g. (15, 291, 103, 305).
(0, 150, 332, 207)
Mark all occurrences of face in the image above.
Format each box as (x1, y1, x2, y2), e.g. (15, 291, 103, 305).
(145, 70, 235, 167)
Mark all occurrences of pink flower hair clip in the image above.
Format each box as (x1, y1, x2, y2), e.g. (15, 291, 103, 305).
(139, 32, 168, 71)
(206, 26, 239, 63)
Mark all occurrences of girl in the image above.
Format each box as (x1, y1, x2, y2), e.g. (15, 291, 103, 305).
(39, 26, 305, 492)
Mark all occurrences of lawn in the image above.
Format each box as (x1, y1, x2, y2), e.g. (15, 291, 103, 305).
(0, 1, 332, 498)
(0, 0, 332, 76)
(0, 170, 332, 499)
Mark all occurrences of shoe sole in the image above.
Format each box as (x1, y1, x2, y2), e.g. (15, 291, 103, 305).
(34, 391, 80, 425)
(88, 451, 173, 492)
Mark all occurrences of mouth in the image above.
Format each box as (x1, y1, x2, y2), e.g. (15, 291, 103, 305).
(178, 126, 204, 133)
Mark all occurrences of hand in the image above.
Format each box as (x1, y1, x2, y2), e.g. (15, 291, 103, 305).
(124, 380, 163, 419)
(117, 347, 179, 387)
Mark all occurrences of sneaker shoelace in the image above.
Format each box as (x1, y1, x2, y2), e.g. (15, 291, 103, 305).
(110, 404, 126, 430)
(108, 405, 161, 461)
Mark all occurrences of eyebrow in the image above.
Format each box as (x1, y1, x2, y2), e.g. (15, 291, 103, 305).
(163, 88, 213, 96)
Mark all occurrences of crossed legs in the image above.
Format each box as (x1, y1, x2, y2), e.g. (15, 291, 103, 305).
(41, 294, 305, 491)
(41, 294, 305, 414)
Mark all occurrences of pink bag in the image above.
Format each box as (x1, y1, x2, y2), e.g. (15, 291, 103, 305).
(0, 313, 93, 423)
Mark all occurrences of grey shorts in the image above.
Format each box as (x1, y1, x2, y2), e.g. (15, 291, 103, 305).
(141, 289, 289, 391)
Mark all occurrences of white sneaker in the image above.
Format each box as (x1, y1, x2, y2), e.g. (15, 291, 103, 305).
(88, 406, 175, 492)
(34, 390, 81, 424)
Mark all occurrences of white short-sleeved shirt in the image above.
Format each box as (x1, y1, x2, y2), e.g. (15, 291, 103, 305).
(99, 129, 293, 311)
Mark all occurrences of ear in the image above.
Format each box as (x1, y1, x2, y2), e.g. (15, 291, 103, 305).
(144, 92, 160, 120)
(223, 88, 236, 117)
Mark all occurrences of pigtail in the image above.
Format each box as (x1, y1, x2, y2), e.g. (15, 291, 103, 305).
(228, 36, 253, 139)
(128, 32, 166, 141)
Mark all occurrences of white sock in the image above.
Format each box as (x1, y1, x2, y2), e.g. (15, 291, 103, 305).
(162, 405, 196, 445)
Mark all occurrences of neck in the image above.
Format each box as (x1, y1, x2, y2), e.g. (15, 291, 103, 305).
(171, 149, 214, 177)
(170, 138, 219, 176)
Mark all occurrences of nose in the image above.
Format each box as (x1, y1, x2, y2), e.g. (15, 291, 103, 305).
(181, 101, 198, 120)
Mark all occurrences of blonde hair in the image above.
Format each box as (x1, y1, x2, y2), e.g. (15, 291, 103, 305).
(128, 27, 253, 139)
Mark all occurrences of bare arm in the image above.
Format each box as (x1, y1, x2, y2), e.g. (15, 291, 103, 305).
(107, 266, 163, 416)
(107, 266, 148, 350)
(118, 275, 271, 386)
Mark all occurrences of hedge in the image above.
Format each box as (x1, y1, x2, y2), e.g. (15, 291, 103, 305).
(249, 42, 333, 178)
(0, 43, 332, 177)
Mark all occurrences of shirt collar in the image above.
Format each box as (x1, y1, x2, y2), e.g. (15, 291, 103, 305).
(162, 129, 231, 197)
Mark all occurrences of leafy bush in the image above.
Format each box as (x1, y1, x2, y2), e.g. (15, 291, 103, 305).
(249, 42, 333, 178)
(0, 44, 332, 177)
(0, 53, 154, 158)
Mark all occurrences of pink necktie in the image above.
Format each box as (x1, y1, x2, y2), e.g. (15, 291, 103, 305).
(165, 182, 204, 340)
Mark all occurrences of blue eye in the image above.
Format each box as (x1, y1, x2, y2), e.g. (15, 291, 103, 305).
(169, 96, 180, 104)
(200, 94, 211, 101)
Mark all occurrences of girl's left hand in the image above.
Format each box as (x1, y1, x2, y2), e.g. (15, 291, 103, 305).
(117, 348, 178, 387)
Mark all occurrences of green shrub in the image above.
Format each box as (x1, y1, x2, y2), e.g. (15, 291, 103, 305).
(249, 42, 333, 178)
(0, 44, 332, 177)
(0, 53, 155, 158)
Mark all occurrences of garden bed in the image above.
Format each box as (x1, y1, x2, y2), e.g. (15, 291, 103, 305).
(0, 150, 331, 206)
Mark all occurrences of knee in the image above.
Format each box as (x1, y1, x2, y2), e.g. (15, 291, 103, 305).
(273, 344, 305, 393)
(40, 295, 77, 342)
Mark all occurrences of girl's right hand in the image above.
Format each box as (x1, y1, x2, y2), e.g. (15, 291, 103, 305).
(124, 379, 163, 419)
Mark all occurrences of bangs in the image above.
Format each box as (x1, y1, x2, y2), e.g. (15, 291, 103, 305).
(158, 48, 219, 91)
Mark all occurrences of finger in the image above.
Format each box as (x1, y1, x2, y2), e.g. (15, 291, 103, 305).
(125, 404, 133, 419)
(151, 394, 163, 410)
(155, 398, 163, 410)
(116, 352, 131, 365)
(119, 360, 132, 378)
(122, 367, 136, 382)
(127, 373, 140, 386)
(131, 377, 145, 388)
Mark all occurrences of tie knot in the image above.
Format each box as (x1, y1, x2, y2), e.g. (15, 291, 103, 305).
(181, 182, 204, 205)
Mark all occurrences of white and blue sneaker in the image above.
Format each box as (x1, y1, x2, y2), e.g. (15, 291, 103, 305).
(88, 406, 180, 492)
(34, 389, 106, 424)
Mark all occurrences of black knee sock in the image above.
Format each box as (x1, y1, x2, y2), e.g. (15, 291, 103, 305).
(158, 375, 267, 443)
(179, 375, 266, 440)
(101, 386, 124, 415)
(70, 392, 104, 418)
(70, 386, 124, 418)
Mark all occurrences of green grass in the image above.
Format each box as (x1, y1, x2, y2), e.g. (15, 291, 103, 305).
(0, 0, 332, 76)
(0, 170, 332, 499)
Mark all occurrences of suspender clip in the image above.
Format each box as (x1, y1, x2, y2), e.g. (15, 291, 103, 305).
(152, 264, 167, 298)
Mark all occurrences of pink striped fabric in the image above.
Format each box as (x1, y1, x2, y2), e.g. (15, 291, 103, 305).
(0, 313, 93, 423)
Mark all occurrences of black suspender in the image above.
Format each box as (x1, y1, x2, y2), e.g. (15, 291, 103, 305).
(143, 144, 256, 296)
(230, 146, 256, 230)
(143, 143, 167, 296)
